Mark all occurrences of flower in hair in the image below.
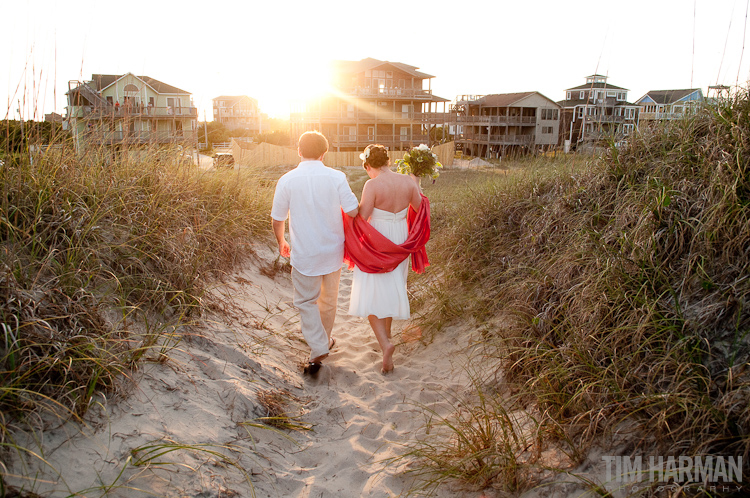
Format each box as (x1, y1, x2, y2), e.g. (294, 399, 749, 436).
(359, 148, 371, 161)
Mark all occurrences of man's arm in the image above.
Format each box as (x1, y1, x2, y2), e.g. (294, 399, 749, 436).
(339, 174, 359, 218)
(272, 219, 290, 257)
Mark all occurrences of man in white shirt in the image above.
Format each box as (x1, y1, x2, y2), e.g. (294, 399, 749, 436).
(271, 131, 359, 374)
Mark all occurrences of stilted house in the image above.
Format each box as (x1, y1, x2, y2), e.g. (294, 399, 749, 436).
(635, 88, 704, 126)
(557, 74, 639, 149)
(212, 96, 262, 133)
(65, 73, 198, 151)
(290, 58, 451, 151)
(452, 92, 561, 158)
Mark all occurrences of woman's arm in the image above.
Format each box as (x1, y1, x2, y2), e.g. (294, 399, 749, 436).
(359, 180, 375, 221)
(409, 181, 422, 212)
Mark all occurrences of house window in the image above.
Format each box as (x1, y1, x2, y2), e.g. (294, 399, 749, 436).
(566, 91, 571, 100)
(606, 90, 616, 97)
(617, 92, 625, 101)
(343, 126, 356, 141)
(542, 126, 553, 134)
(580, 91, 585, 99)
(624, 108, 635, 119)
(541, 109, 558, 120)
(400, 126, 410, 139)
(622, 124, 634, 134)
(368, 126, 375, 140)
(578, 107, 584, 118)
(107, 96, 113, 105)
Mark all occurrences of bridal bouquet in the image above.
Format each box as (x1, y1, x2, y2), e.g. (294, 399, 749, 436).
(395, 144, 442, 179)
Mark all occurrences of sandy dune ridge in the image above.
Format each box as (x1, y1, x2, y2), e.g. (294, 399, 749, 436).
(5, 245, 488, 497)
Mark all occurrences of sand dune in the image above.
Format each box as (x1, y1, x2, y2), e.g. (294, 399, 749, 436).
(4, 246, 485, 497)
(4, 243, 611, 497)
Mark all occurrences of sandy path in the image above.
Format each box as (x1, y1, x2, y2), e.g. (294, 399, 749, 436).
(3, 248, 479, 497)
(248, 267, 473, 497)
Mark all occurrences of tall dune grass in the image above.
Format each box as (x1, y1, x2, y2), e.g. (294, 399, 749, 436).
(0, 134, 274, 427)
(413, 94, 750, 492)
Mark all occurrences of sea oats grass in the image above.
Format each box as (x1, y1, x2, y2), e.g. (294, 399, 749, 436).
(410, 94, 750, 493)
(0, 133, 275, 463)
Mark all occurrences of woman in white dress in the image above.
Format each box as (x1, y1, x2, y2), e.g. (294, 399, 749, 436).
(348, 145, 422, 374)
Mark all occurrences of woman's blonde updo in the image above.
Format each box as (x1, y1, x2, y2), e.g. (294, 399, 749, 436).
(362, 144, 389, 169)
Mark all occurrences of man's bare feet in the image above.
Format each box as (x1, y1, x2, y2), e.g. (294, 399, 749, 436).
(381, 343, 395, 374)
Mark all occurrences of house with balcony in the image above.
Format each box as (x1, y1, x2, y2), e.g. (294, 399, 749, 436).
(289, 58, 450, 152)
(65, 73, 198, 150)
(557, 74, 639, 148)
(635, 88, 704, 126)
(452, 92, 561, 158)
(212, 95, 262, 133)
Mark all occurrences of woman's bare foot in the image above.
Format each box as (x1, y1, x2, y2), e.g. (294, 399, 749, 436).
(381, 343, 395, 374)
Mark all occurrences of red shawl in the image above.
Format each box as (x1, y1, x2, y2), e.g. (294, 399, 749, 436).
(343, 194, 430, 274)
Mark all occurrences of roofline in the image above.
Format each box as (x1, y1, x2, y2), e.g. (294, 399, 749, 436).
(100, 73, 158, 94)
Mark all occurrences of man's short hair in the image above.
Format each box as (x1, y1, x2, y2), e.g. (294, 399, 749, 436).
(298, 131, 329, 159)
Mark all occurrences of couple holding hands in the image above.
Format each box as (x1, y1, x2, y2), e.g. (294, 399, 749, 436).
(271, 131, 431, 376)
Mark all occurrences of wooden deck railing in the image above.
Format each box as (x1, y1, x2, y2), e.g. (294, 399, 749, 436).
(81, 130, 198, 144)
(329, 134, 430, 147)
(291, 111, 453, 123)
(70, 105, 198, 119)
(345, 88, 435, 99)
(459, 133, 534, 145)
(455, 115, 537, 125)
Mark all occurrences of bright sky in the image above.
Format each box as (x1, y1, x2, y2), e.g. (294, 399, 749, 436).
(4, 0, 750, 120)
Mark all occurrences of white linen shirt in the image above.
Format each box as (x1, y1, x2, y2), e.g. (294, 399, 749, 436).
(271, 160, 359, 276)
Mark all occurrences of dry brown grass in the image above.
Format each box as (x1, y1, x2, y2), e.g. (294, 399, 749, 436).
(409, 94, 750, 493)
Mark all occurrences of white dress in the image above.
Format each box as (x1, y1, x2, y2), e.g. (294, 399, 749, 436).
(348, 207, 410, 319)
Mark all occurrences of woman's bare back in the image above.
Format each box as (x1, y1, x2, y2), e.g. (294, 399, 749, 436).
(363, 169, 421, 216)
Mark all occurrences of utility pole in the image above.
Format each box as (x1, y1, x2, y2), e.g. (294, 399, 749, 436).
(203, 109, 208, 148)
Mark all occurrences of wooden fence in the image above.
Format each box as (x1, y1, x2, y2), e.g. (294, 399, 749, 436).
(232, 140, 455, 169)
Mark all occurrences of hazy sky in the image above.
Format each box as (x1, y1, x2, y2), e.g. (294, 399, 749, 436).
(4, 0, 750, 120)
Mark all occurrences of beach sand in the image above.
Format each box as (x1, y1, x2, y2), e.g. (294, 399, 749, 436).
(3, 245, 602, 497)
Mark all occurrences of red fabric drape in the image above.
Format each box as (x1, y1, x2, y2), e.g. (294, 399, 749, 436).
(342, 194, 430, 274)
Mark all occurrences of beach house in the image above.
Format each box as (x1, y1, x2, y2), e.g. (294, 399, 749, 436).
(289, 58, 451, 152)
(452, 92, 561, 158)
(635, 88, 704, 126)
(557, 74, 639, 149)
(212, 95, 262, 133)
(65, 73, 198, 151)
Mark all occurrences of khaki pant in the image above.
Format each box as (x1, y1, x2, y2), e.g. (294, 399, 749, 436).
(292, 268, 340, 360)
